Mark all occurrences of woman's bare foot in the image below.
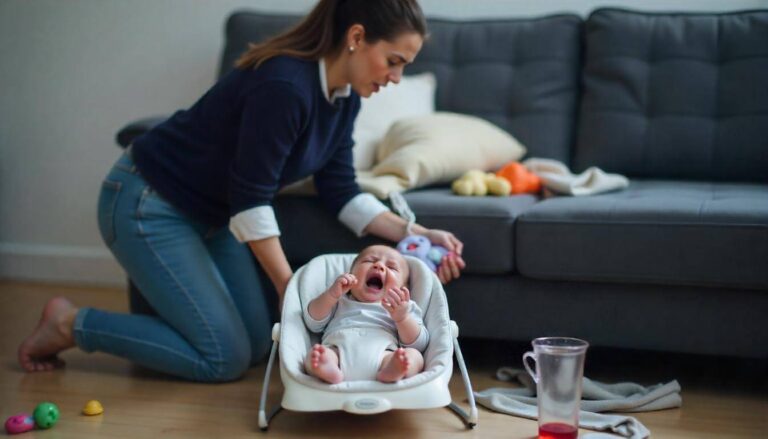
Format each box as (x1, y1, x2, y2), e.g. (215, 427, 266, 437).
(377, 347, 411, 383)
(18, 297, 78, 372)
(305, 344, 343, 384)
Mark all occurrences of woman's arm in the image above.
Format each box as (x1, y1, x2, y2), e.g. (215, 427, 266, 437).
(364, 211, 466, 283)
(248, 237, 293, 303)
(363, 211, 460, 250)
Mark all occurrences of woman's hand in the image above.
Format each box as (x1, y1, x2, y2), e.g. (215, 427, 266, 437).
(436, 252, 466, 284)
(422, 229, 466, 284)
(422, 229, 464, 255)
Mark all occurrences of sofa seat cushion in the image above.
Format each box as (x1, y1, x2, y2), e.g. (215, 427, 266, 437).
(516, 180, 768, 289)
(402, 189, 538, 274)
(276, 189, 537, 275)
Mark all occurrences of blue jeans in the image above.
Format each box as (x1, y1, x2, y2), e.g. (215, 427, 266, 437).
(76, 151, 274, 382)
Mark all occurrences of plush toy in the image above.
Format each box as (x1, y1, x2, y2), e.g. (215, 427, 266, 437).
(397, 235, 450, 272)
(495, 161, 542, 194)
(451, 170, 512, 196)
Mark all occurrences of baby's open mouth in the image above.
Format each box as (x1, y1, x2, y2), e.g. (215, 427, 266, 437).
(366, 273, 384, 290)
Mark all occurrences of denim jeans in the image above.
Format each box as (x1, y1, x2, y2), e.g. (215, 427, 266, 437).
(76, 151, 274, 382)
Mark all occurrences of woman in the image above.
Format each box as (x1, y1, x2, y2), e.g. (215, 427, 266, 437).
(18, 0, 465, 382)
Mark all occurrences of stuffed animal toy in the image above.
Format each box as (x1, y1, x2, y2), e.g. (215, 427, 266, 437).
(451, 170, 512, 196)
(397, 235, 450, 272)
(495, 161, 542, 194)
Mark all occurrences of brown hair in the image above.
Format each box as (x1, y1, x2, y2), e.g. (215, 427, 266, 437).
(235, 0, 427, 69)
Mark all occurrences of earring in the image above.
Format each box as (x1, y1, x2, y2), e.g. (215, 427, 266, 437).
(348, 46, 355, 53)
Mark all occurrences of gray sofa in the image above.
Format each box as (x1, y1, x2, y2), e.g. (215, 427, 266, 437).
(117, 8, 768, 359)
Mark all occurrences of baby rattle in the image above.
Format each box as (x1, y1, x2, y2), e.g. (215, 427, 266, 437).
(397, 235, 451, 272)
(389, 191, 452, 272)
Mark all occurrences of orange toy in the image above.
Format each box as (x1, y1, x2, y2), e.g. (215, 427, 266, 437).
(496, 162, 542, 194)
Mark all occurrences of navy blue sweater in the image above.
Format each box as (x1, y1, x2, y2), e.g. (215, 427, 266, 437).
(132, 56, 362, 227)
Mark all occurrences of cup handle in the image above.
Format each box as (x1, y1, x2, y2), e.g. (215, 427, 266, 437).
(523, 351, 538, 383)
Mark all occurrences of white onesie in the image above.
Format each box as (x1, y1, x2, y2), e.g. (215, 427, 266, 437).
(303, 293, 429, 381)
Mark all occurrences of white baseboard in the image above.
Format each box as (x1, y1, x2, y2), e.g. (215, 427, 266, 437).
(0, 243, 125, 287)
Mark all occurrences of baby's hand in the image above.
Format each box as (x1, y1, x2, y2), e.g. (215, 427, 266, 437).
(382, 286, 411, 323)
(328, 273, 357, 299)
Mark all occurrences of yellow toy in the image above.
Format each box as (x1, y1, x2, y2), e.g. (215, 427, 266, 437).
(82, 400, 104, 416)
(452, 170, 511, 196)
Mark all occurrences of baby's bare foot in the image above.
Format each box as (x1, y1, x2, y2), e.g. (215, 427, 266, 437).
(306, 344, 343, 384)
(377, 347, 410, 383)
(18, 297, 78, 372)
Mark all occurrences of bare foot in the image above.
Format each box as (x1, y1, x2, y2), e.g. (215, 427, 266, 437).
(377, 347, 410, 383)
(306, 344, 343, 384)
(18, 297, 78, 372)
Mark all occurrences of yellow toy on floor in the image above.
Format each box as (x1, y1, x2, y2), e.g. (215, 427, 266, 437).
(451, 170, 511, 196)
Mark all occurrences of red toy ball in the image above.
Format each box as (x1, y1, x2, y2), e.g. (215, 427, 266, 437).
(4, 413, 35, 435)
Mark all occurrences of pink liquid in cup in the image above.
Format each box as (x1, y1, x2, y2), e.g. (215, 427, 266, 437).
(539, 422, 578, 439)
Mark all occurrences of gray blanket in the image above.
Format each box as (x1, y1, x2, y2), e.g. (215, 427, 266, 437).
(474, 367, 682, 439)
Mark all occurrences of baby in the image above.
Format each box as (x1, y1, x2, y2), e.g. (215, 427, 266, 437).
(303, 245, 429, 384)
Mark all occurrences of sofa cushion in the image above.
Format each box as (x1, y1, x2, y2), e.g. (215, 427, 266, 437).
(276, 189, 538, 275)
(402, 189, 538, 274)
(218, 12, 299, 77)
(352, 72, 437, 171)
(516, 180, 768, 289)
(380, 15, 583, 163)
(574, 9, 768, 182)
(357, 112, 526, 197)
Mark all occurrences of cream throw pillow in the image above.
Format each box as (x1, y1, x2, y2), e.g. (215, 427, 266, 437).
(356, 112, 526, 197)
(352, 72, 436, 170)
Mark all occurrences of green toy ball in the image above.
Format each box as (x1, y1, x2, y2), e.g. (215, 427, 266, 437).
(33, 402, 60, 429)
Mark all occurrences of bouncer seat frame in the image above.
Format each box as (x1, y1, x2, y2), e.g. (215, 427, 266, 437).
(258, 254, 478, 430)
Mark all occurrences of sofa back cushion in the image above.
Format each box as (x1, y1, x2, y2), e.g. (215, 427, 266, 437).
(218, 12, 299, 78)
(219, 11, 582, 163)
(404, 16, 582, 163)
(574, 8, 768, 182)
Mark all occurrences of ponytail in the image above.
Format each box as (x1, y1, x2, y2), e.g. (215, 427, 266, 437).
(235, 0, 427, 69)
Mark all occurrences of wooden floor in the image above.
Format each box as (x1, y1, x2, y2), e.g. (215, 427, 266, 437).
(1, 280, 766, 438)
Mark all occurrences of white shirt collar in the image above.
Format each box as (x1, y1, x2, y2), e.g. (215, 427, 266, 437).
(319, 58, 352, 104)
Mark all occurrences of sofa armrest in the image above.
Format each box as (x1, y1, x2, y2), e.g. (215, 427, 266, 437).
(115, 116, 166, 148)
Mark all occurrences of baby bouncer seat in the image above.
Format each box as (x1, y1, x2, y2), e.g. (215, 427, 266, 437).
(258, 253, 478, 430)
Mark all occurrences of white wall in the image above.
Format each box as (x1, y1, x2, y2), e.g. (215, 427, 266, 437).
(1, 0, 765, 286)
